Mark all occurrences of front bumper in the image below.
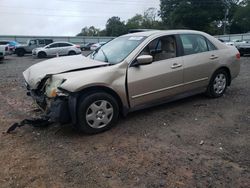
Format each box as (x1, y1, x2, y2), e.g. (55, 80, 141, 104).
(28, 89, 72, 124)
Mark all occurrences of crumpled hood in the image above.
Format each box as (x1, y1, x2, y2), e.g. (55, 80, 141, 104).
(23, 55, 107, 89)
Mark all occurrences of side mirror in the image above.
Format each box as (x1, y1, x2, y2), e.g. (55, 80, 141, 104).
(136, 55, 153, 65)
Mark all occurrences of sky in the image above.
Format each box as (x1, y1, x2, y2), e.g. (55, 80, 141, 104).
(0, 0, 160, 36)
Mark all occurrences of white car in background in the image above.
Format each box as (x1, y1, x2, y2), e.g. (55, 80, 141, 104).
(90, 42, 107, 51)
(0, 45, 7, 60)
(32, 42, 81, 58)
(225, 39, 247, 47)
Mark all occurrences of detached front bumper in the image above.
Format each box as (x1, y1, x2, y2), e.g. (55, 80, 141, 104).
(28, 89, 74, 124)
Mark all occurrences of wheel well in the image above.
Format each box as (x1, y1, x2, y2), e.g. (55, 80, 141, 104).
(215, 67, 231, 86)
(77, 86, 124, 114)
(38, 51, 46, 54)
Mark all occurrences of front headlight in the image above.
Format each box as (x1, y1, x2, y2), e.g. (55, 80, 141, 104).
(45, 77, 67, 98)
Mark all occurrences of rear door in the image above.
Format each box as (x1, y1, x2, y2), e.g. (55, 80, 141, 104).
(45, 43, 59, 56)
(58, 43, 73, 55)
(127, 35, 184, 108)
(179, 34, 220, 92)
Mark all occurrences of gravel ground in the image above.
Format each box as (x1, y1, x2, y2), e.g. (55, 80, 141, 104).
(0, 54, 249, 188)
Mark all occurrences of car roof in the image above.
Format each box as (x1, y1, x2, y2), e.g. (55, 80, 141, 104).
(123, 29, 208, 37)
(49, 41, 73, 44)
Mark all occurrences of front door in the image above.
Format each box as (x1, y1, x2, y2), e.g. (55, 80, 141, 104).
(127, 35, 184, 108)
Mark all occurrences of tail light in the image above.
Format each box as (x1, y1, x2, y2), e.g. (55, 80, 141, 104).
(5, 46, 8, 51)
(75, 45, 80, 48)
(236, 53, 240, 60)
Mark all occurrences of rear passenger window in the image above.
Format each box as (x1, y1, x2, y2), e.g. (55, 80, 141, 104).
(140, 35, 177, 62)
(59, 43, 72, 47)
(180, 34, 209, 55)
(207, 39, 217, 51)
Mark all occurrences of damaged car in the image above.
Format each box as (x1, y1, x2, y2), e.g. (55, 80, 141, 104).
(23, 30, 240, 134)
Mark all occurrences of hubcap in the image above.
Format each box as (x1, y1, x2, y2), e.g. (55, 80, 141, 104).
(86, 100, 114, 129)
(213, 73, 226, 94)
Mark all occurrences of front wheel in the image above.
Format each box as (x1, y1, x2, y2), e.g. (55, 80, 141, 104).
(206, 70, 228, 98)
(37, 51, 47, 58)
(77, 92, 119, 134)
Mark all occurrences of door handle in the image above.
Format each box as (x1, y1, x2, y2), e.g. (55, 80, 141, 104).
(171, 63, 182, 69)
(210, 55, 218, 60)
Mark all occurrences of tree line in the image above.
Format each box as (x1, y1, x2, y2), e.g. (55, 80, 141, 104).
(77, 0, 250, 37)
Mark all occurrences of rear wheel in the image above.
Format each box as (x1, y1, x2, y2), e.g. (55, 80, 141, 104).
(206, 69, 229, 98)
(38, 51, 47, 58)
(77, 92, 119, 134)
(68, 51, 76, 56)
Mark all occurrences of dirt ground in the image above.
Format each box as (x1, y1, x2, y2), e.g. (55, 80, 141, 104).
(0, 54, 249, 188)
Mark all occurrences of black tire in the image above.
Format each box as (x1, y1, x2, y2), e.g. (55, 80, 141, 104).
(76, 92, 119, 134)
(37, 51, 47, 58)
(16, 49, 25, 57)
(68, 51, 76, 56)
(206, 69, 229, 98)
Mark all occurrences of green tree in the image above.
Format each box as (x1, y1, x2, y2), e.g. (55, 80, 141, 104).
(230, 1, 250, 33)
(126, 14, 144, 30)
(77, 26, 101, 36)
(105, 16, 127, 36)
(159, 0, 228, 34)
(126, 8, 165, 31)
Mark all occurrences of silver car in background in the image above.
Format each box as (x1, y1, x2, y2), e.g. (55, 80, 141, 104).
(32, 42, 81, 58)
(24, 30, 240, 134)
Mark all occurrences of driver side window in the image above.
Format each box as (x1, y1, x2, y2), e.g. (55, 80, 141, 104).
(140, 35, 177, 62)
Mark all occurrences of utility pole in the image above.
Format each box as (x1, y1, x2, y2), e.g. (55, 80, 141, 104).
(223, 0, 230, 34)
(223, 8, 229, 34)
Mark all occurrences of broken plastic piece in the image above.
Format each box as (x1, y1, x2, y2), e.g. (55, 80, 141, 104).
(6, 117, 52, 133)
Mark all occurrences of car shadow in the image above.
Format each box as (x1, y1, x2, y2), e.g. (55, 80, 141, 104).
(52, 93, 211, 138)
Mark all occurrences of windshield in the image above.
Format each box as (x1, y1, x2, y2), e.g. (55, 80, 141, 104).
(90, 36, 146, 64)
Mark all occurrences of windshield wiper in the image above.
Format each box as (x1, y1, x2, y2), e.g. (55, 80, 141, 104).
(100, 48, 109, 63)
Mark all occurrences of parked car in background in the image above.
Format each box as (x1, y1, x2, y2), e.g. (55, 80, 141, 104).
(23, 30, 240, 134)
(15, 39, 53, 57)
(225, 39, 247, 46)
(32, 41, 81, 58)
(0, 40, 20, 55)
(0, 45, 7, 60)
(90, 42, 107, 51)
(80, 43, 94, 51)
(237, 42, 250, 56)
